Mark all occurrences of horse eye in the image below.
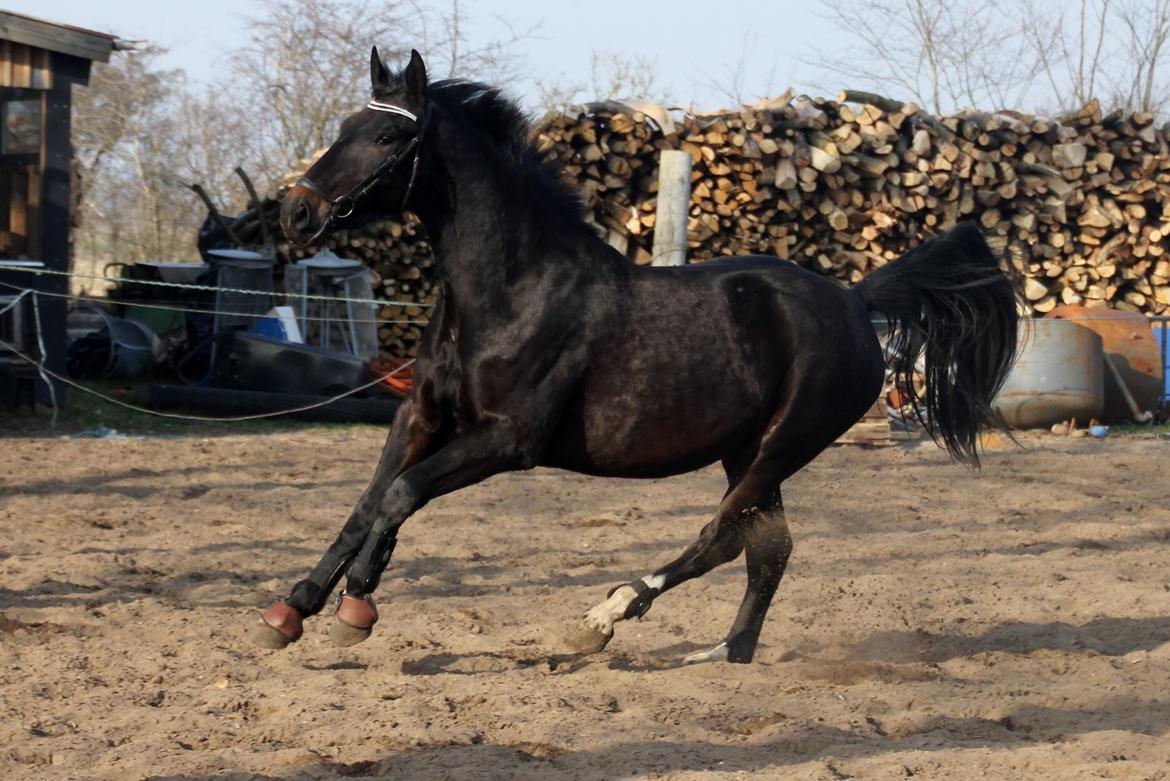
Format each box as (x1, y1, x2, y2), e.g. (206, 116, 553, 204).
(376, 133, 394, 145)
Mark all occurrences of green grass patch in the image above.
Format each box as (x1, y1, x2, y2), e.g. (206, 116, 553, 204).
(1110, 420, 1170, 436)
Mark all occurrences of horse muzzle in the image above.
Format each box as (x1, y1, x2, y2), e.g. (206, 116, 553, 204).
(280, 185, 334, 247)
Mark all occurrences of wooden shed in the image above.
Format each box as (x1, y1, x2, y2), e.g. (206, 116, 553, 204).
(0, 11, 118, 409)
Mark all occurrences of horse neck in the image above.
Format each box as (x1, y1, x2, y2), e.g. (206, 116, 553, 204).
(406, 115, 616, 311)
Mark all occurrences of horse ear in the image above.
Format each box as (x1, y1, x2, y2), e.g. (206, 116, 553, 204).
(404, 49, 427, 100)
(370, 45, 390, 91)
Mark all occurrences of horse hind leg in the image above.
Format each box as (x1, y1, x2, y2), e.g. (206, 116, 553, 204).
(684, 388, 862, 663)
(564, 453, 756, 655)
(683, 496, 791, 664)
(565, 450, 796, 665)
(563, 571, 673, 655)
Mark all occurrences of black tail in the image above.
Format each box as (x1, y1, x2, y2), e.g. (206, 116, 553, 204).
(855, 222, 1018, 467)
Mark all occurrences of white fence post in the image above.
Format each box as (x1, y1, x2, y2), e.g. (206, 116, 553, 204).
(651, 150, 692, 267)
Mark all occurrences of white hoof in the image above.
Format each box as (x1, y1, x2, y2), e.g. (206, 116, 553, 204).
(683, 642, 729, 665)
(563, 619, 613, 654)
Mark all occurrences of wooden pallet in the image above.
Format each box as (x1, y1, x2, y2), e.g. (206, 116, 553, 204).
(835, 397, 914, 446)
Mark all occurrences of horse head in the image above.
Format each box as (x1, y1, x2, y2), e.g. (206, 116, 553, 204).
(281, 47, 430, 247)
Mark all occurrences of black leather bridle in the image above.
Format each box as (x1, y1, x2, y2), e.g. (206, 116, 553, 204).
(296, 99, 431, 245)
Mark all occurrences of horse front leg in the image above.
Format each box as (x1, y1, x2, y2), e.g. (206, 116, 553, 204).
(253, 401, 437, 649)
(328, 421, 532, 646)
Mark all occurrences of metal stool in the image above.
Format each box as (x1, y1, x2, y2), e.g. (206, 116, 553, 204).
(284, 252, 378, 358)
(205, 249, 275, 366)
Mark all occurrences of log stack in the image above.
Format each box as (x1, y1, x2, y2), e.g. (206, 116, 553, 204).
(537, 93, 1170, 316)
(227, 92, 1170, 359)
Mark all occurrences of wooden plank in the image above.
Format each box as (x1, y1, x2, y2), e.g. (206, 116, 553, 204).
(651, 150, 692, 266)
(26, 168, 40, 259)
(0, 12, 114, 63)
(8, 169, 26, 240)
(30, 46, 51, 89)
(35, 63, 78, 403)
(836, 397, 901, 446)
(0, 44, 57, 89)
(12, 41, 30, 88)
(0, 169, 9, 234)
(0, 40, 12, 87)
(8, 169, 27, 247)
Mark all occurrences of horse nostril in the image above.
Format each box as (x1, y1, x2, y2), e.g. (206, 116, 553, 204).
(293, 201, 312, 230)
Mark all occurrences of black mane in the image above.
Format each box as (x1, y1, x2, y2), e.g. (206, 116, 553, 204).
(377, 75, 591, 231)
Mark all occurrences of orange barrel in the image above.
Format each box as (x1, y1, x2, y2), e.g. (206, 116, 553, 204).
(1046, 305, 1164, 421)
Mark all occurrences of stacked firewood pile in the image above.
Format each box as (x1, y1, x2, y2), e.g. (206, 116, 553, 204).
(225, 91, 1170, 358)
(537, 92, 1170, 315)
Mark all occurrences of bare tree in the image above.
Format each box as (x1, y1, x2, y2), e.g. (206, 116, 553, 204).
(1114, 0, 1170, 113)
(229, 0, 415, 188)
(170, 87, 258, 214)
(808, 0, 1037, 113)
(408, 0, 538, 84)
(1020, 0, 1170, 115)
(71, 0, 538, 272)
(812, 0, 1170, 117)
(230, 0, 536, 190)
(72, 47, 175, 223)
(1021, 0, 1112, 113)
(535, 50, 669, 114)
(693, 29, 780, 109)
(72, 49, 211, 266)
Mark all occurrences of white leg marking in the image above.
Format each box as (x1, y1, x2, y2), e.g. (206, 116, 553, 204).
(581, 585, 637, 636)
(581, 574, 663, 636)
(683, 642, 729, 664)
(642, 573, 666, 590)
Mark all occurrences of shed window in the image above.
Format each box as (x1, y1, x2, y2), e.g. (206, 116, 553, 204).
(0, 96, 42, 257)
(2, 99, 40, 155)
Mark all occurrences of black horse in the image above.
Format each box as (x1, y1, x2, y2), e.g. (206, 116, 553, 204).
(260, 48, 1018, 664)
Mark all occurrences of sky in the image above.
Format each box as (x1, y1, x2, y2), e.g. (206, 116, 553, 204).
(1, 0, 841, 110)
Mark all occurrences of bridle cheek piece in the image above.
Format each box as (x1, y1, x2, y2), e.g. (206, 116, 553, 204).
(296, 100, 431, 244)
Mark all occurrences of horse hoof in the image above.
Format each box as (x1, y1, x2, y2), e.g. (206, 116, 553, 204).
(337, 593, 378, 627)
(331, 594, 377, 647)
(563, 619, 613, 655)
(682, 642, 730, 665)
(331, 616, 374, 647)
(253, 601, 303, 649)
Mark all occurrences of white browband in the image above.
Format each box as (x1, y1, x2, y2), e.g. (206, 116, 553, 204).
(366, 100, 418, 121)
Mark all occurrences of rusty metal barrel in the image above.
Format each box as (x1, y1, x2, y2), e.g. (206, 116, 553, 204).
(993, 318, 1105, 429)
(1046, 306, 1164, 420)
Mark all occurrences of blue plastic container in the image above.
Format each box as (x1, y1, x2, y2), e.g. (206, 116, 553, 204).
(1154, 322, 1170, 402)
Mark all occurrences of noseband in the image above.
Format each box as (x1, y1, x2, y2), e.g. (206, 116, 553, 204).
(296, 99, 431, 244)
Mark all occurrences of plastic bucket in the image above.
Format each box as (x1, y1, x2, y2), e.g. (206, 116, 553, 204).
(90, 307, 158, 378)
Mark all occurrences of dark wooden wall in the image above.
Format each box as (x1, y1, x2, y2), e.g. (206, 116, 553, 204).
(30, 52, 90, 404)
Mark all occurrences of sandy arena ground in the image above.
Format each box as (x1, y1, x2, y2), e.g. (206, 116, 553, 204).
(2, 427, 1170, 780)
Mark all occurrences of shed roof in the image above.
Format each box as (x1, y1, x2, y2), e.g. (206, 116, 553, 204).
(0, 10, 117, 63)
